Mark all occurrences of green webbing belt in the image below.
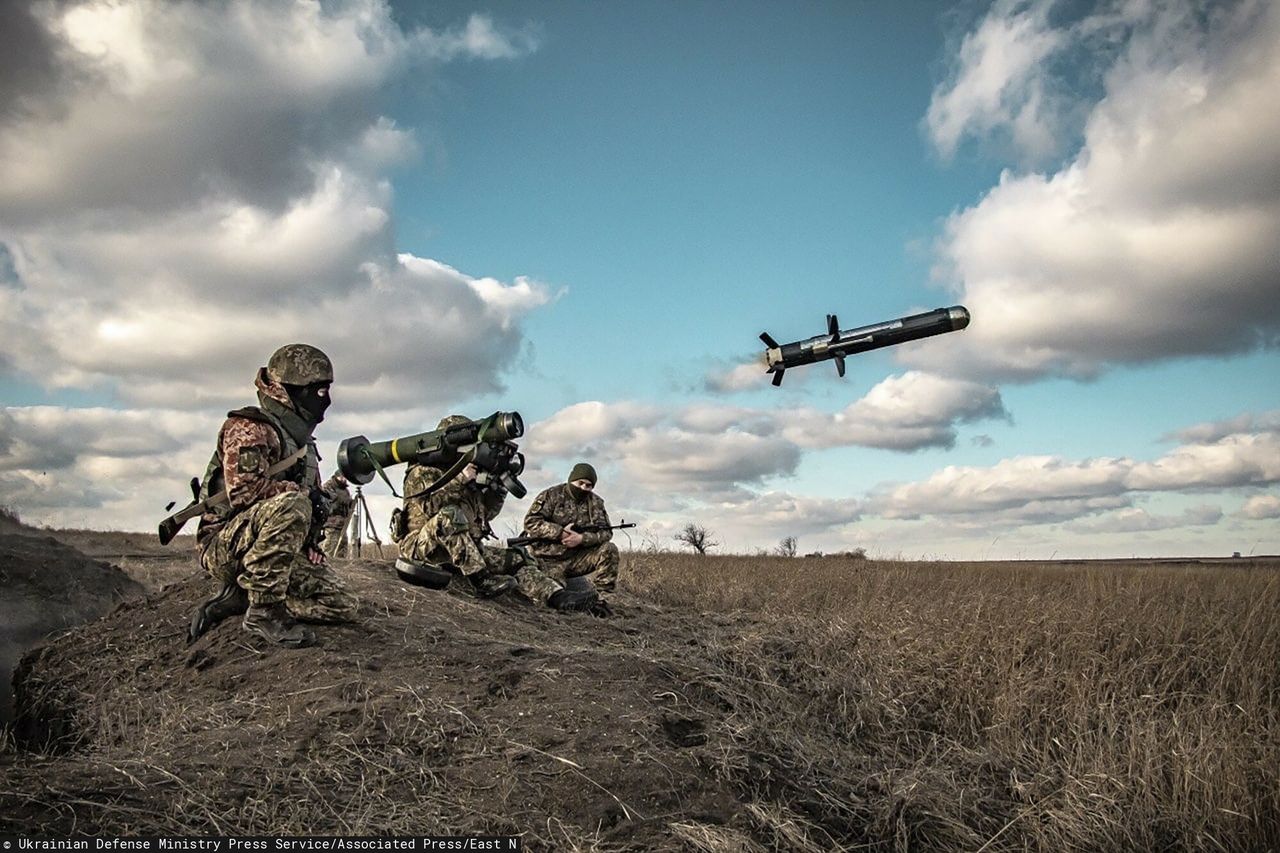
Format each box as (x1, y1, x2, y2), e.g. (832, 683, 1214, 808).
(364, 446, 477, 503)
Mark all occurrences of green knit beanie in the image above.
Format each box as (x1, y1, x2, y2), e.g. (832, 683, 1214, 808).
(568, 462, 597, 485)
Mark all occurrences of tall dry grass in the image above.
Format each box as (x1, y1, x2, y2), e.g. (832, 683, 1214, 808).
(625, 552, 1280, 851)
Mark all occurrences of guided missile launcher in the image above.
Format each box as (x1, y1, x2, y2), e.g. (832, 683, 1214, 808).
(760, 305, 970, 386)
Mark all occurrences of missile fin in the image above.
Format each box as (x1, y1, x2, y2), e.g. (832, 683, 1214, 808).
(760, 331, 780, 349)
(834, 353, 846, 378)
(827, 314, 839, 337)
(771, 367, 785, 386)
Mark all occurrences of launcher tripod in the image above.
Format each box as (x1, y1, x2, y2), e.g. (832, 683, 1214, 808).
(346, 486, 384, 558)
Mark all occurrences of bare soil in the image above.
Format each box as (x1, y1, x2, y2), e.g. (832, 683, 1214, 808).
(0, 538, 768, 849)
(0, 525, 142, 726)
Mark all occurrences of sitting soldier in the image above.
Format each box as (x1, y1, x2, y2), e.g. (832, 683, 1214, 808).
(395, 415, 600, 613)
(520, 462, 621, 592)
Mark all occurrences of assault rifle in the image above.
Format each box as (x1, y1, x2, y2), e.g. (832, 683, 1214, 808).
(508, 521, 636, 548)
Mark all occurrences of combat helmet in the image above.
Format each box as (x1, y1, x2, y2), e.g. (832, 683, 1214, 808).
(267, 343, 333, 385)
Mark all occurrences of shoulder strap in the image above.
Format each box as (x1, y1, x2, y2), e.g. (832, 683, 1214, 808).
(158, 445, 308, 545)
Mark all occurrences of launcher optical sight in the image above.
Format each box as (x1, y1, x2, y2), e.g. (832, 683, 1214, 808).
(760, 305, 970, 386)
(337, 410, 528, 498)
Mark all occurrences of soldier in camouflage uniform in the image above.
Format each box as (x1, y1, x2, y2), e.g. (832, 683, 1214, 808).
(521, 462, 621, 591)
(319, 472, 355, 558)
(187, 344, 358, 647)
(397, 415, 599, 612)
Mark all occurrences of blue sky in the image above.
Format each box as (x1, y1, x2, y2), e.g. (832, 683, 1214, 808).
(1, 0, 1277, 558)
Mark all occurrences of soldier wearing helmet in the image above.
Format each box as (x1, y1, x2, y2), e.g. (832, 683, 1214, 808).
(187, 344, 358, 647)
(395, 415, 600, 613)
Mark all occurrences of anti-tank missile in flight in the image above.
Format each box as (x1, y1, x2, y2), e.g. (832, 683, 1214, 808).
(760, 305, 970, 386)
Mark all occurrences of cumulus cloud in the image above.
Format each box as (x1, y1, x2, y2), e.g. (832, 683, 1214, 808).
(0, 404, 216, 529)
(1238, 494, 1280, 520)
(926, 0, 1066, 164)
(1065, 504, 1223, 534)
(525, 372, 1007, 501)
(871, 415, 1280, 521)
(0, 0, 548, 411)
(781, 371, 1008, 451)
(1165, 410, 1280, 444)
(696, 491, 863, 541)
(913, 0, 1280, 381)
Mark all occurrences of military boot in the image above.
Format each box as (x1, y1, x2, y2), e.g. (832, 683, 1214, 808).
(547, 587, 599, 612)
(242, 602, 315, 647)
(471, 571, 518, 598)
(187, 581, 249, 644)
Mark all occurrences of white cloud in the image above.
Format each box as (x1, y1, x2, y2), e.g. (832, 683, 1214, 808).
(871, 414, 1280, 522)
(1238, 494, 1280, 520)
(874, 455, 1130, 519)
(782, 371, 1008, 451)
(926, 0, 1065, 164)
(524, 372, 1007, 499)
(0, 0, 549, 412)
(1128, 432, 1280, 490)
(913, 0, 1280, 381)
(1065, 504, 1223, 534)
(525, 401, 665, 459)
(1166, 411, 1280, 444)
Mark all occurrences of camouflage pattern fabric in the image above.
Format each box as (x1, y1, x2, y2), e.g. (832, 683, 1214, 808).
(199, 491, 358, 620)
(267, 343, 333, 385)
(319, 475, 354, 558)
(321, 475, 354, 528)
(401, 462, 503, 541)
(195, 370, 319, 549)
(320, 523, 350, 559)
(539, 541, 621, 589)
(400, 462, 562, 603)
(194, 365, 351, 620)
(522, 482, 620, 587)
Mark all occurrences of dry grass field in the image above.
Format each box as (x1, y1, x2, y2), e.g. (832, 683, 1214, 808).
(2, 518, 1277, 850)
(625, 551, 1280, 850)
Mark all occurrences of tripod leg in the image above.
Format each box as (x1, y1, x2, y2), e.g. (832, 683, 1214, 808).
(359, 493, 383, 558)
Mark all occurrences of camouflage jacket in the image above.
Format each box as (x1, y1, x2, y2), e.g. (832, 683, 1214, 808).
(196, 369, 320, 551)
(320, 476, 354, 531)
(521, 483, 612, 559)
(402, 462, 505, 541)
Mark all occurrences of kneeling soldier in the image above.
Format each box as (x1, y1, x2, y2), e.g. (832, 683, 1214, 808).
(188, 344, 358, 647)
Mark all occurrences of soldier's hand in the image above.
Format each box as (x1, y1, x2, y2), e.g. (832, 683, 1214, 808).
(561, 524, 585, 549)
(459, 463, 478, 484)
(306, 547, 327, 566)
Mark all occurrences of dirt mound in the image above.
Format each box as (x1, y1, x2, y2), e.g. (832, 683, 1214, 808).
(1, 559, 777, 848)
(0, 531, 143, 725)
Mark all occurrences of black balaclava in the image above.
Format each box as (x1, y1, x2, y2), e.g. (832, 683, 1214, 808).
(285, 381, 332, 425)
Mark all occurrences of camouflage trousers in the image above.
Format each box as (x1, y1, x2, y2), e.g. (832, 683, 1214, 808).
(199, 491, 358, 621)
(320, 519, 349, 559)
(537, 541, 621, 590)
(401, 509, 562, 604)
